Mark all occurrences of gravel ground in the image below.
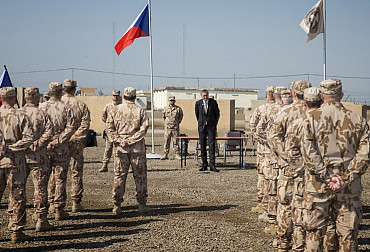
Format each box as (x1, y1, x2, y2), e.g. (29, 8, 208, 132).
(1, 137, 370, 251)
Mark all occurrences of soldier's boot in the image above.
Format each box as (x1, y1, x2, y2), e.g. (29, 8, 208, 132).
(36, 215, 53, 232)
(99, 163, 108, 172)
(11, 231, 31, 243)
(138, 204, 152, 214)
(72, 202, 85, 213)
(160, 153, 168, 160)
(251, 203, 263, 213)
(55, 209, 69, 221)
(112, 205, 122, 215)
(174, 154, 181, 160)
(258, 211, 269, 223)
(32, 212, 39, 222)
(263, 224, 276, 234)
(49, 203, 55, 214)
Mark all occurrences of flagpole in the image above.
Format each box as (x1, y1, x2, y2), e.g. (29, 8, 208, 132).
(146, 0, 162, 159)
(323, 0, 327, 80)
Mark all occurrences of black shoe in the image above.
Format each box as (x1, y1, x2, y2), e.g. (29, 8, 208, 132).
(210, 166, 219, 172)
(199, 167, 207, 171)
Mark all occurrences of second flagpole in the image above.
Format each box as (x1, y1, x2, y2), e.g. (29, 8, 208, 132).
(323, 0, 327, 80)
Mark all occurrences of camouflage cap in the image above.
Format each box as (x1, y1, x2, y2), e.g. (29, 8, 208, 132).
(169, 96, 176, 101)
(0, 87, 16, 98)
(49, 82, 63, 92)
(281, 90, 291, 98)
(292, 80, 311, 95)
(320, 79, 342, 95)
(124, 87, 136, 98)
(265, 85, 275, 95)
(24, 87, 40, 98)
(64, 79, 77, 87)
(112, 90, 120, 95)
(44, 91, 50, 98)
(304, 87, 322, 102)
(274, 86, 287, 94)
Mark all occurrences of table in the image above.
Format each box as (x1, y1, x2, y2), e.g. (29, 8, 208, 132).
(175, 136, 249, 169)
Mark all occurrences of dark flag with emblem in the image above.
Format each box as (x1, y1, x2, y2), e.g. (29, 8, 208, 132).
(300, 0, 324, 43)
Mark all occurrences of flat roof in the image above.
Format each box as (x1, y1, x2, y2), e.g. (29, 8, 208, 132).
(154, 86, 259, 93)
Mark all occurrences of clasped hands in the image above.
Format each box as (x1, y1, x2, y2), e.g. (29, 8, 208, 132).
(328, 174, 346, 192)
(119, 139, 128, 148)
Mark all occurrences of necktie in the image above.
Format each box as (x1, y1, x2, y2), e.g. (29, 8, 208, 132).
(204, 101, 207, 113)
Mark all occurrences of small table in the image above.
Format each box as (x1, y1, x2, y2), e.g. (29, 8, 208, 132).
(175, 136, 249, 169)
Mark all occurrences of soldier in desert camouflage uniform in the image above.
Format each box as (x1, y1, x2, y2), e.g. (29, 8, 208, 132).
(43, 91, 50, 102)
(269, 80, 311, 250)
(256, 86, 288, 234)
(106, 87, 150, 215)
(0, 87, 34, 243)
(61, 79, 91, 212)
(161, 96, 183, 160)
(250, 86, 275, 221)
(281, 90, 293, 105)
(19, 87, 54, 232)
(301, 79, 370, 252)
(40, 82, 76, 220)
(100, 90, 122, 172)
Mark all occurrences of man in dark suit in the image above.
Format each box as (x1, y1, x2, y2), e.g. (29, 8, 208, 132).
(195, 89, 220, 172)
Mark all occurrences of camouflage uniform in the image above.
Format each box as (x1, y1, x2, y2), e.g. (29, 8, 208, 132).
(39, 82, 76, 212)
(269, 80, 311, 250)
(106, 87, 149, 208)
(19, 88, 54, 217)
(301, 79, 370, 252)
(256, 87, 285, 228)
(101, 90, 122, 168)
(0, 87, 34, 233)
(61, 79, 91, 205)
(163, 96, 183, 156)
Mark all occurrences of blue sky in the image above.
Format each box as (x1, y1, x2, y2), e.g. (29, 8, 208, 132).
(1, 0, 370, 102)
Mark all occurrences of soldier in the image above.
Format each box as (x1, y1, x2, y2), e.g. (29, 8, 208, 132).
(61, 79, 91, 212)
(161, 96, 184, 160)
(250, 85, 275, 221)
(269, 80, 311, 250)
(19, 87, 54, 232)
(0, 87, 34, 243)
(40, 82, 76, 220)
(301, 79, 370, 251)
(281, 90, 293, 105)
(256, 86, 287, 234)
(100, 90, 122, 172)
(43, 91, 50, 102)
(106, 87, 150, 215)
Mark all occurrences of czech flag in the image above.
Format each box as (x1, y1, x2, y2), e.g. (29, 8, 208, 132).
(115, 4, 150, 55)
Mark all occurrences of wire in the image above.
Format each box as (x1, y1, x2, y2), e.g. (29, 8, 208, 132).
(11, 67, 370, 81)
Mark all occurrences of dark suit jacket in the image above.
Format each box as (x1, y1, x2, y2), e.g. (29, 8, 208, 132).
(195, 98, 220, 132)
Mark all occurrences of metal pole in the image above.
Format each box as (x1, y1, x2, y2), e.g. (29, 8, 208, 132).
(113, 22, 116, 90)
(323, 0, 327, 80)
(147, 0, 161, 158)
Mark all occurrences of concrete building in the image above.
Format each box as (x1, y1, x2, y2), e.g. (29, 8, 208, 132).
(153, 87, 259, 110)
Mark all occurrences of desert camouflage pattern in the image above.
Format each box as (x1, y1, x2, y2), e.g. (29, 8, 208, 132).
(163, 104, 183, 154)
(256, 101, 283, 223)
(39, 97, 76, 210)
(301, 101, 370, 251)
(19, 103, 54, 216)
(250, 102, 271, 208)
(269, 99, 307, 250)
(106, 99, 149, 206)
(61, 94, 91, 204)
(102, 101, 122, 165)
(0, 104, 34, 232)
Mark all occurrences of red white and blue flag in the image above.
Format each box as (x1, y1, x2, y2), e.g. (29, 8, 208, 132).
(115, 4, 150, 55)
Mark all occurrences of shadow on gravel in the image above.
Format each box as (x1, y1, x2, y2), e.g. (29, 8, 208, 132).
(150, 203, 238, 216)
(2, 229, 142, 252)
(84, 161, 103, 164)
(62, 219, 159, 231)
(148, 168, 184, 172)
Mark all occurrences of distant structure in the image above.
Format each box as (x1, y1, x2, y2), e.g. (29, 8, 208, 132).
(80, 87, 97, 96)
(153, 87, 259, 110)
